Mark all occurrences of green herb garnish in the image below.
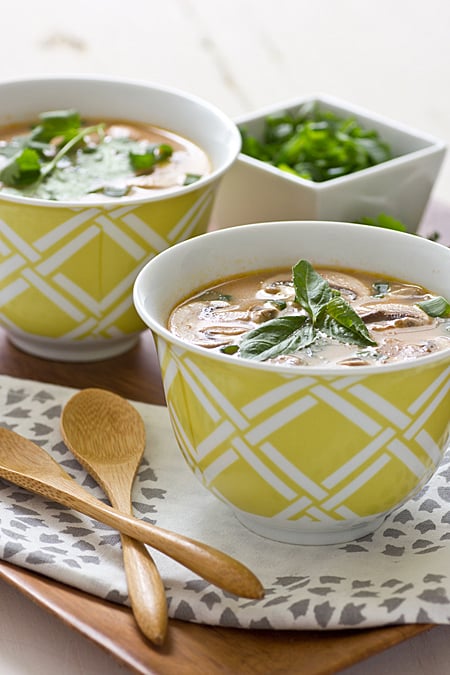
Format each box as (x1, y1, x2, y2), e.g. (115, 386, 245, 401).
(184, 173, 202, 186)
(129, 143, 173, 173)
(240, 103, 392, 182)
(417, 296, 450, 318)
(220, 344, 239, 355)
(238, 315, 315, 361)
(0, 115, 105, 190)
(427, 231, 441, 242)
(40, 123, 106, 181)
(0, 148, 41, 187)
(268, 299, 287, 310)
(31, 109, 82, 144)
(235, 260, 376, 361)
(0, 109, 178, 200)
(360, 213, 407, 232)
(372, 280, 391, 297)
(321, 295, 375, 346)
(293, 258, 335, 324)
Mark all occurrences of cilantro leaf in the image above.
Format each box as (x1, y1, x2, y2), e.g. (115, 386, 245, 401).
(0, 109, 178, 200)
(31, 109, 82, 144)
(0, 148, 41, 187)
(39, 122, 105, 181)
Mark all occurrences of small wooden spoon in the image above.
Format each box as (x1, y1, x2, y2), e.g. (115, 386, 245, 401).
(60, 388, 167, 646)
(0, 427, 264, 601)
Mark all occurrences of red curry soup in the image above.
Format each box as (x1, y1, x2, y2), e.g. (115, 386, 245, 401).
(168, 261, 450, 367)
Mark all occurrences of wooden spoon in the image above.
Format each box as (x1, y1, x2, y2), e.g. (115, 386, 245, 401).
(60, 388, 167, 646)
(0, 427, 264, 602)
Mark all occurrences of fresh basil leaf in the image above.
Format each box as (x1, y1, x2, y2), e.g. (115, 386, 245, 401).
(238, 315, 315, 361)
(293, 259, 332, 323)
(417, 296, 450, 318)
(325, 295, 376, 345)
(0, 148, 41, 187)
(320, 315, 376, 348)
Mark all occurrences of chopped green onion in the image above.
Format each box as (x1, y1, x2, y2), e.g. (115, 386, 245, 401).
(240, 102, 392, 183)
(372, 281, 391, 296)
(184, 173, 202, 186)
(268, 299, 287, 310)
(129, 143, 173, 173)
(220, 345, 239, 355)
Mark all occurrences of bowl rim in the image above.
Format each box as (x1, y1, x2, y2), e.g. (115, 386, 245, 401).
(0, 73, 241, 208)
(234, 92, 447, 191)
(133, 220, 450, 377)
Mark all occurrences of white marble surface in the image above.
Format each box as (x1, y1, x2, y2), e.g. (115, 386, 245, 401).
(0, 1, 449, 672)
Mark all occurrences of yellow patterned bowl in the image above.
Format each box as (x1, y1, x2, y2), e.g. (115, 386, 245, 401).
(134, 221, 450, 545)
(0, 75, 240, 361)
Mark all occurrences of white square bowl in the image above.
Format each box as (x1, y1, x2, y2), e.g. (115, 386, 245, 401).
(212, 93, 446, 233)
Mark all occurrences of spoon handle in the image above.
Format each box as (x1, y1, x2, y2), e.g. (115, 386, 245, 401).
(0, 466, 264, 600)
(106, 479, 168, 645)
(120, 533, 168, 645)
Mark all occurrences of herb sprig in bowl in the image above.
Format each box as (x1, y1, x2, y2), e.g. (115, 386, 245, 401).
(240, 102, 392, 182)
(223, 260, 376, 362)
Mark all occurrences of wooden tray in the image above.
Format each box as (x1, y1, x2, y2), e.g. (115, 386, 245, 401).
(0, 328, 435, 674)
(1, 202, 448, 673)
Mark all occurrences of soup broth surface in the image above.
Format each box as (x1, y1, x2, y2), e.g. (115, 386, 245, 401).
(0, 116, 210, 202)
(169, 266, 450, 367)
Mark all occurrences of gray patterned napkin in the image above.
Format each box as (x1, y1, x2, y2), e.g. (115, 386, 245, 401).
(0, 374, 449, 630)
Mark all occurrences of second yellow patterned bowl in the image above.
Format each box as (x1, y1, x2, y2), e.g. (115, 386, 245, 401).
(0, 75, 240, 361)
(134, 221, 450, 545)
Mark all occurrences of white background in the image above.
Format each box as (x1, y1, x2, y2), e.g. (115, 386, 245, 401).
(0, 1, 449, 672)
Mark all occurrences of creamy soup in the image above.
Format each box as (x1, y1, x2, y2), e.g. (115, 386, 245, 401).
(169, 262, 450, 367)
(0, 110, 210, 202)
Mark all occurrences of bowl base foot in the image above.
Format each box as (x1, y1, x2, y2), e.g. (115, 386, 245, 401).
(235, 512, 386, 546)
(7, 331, 141, 362)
